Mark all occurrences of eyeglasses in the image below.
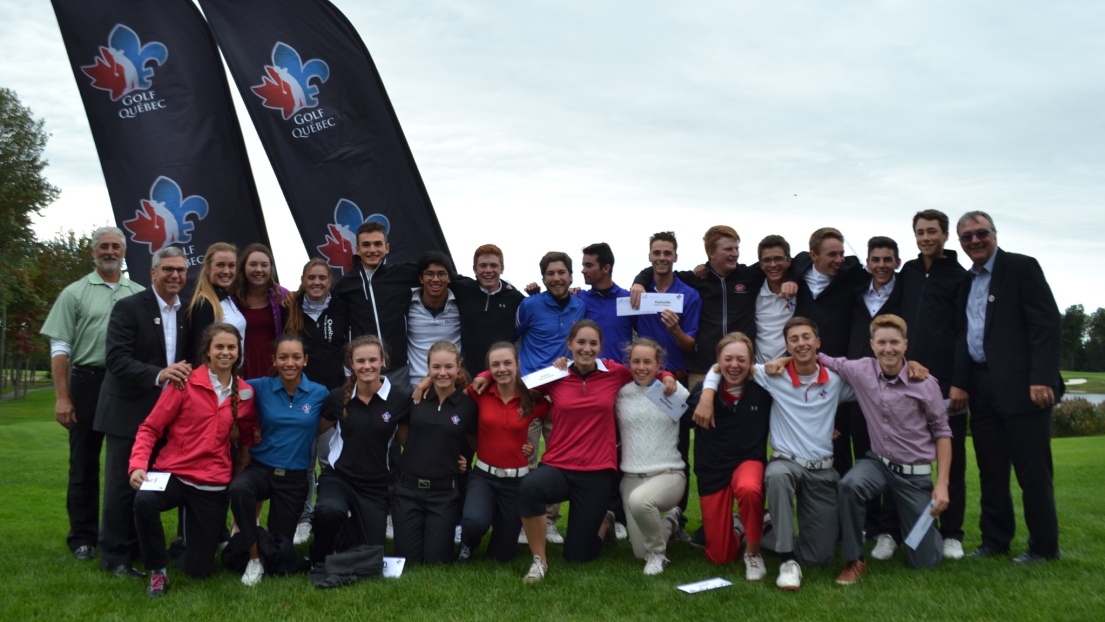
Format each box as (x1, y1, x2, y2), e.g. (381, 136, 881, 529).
(958, 229, 994, 243)
(158, 267, 188, 275)
(761, 256, 789, 265)
(422, 271, 449, 280)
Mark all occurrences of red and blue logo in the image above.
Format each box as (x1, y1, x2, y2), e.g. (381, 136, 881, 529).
(317, 199, 391, 275)
(451, 415, 461, 425)
(122, 176, 209, 253)
(81, 24, 167, 102)
(251, 42, 329, 120)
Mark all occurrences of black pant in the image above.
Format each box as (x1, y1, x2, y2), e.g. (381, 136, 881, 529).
(67, 367, 106, 551)
(392, 481, 460, 564)
(520, 465, 616, 563)
(134, 476, 228, 578)
(228, 461, 307, 549)
(939, 413, 968, 541)
(461, 468, 522, 562)
(969, 365, 1059, 556)
(311, 470, 389, 563)
(99, 433, 140, 570)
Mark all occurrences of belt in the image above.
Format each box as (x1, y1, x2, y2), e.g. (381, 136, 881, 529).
(255, 461, 306, 478)
(397, 472, 456, 491)
(72, 365, 106, 374)
(875, 454, 932, 476)
(474, 459, 529, 478)
(773, 451, 834, 471)
(624, 468, 682, 479)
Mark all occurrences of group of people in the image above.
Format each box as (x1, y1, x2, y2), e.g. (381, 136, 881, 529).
(41, 208, 1064, 597)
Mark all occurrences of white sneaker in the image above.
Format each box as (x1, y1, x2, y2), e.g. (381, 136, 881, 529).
(776, 560, 802, 590)
(744, 553, 766, 582)
(386, 515, 394, 540)
(241, 558, 264, 587)
(615, 522, 628, 541)
(545, 521, 564, 545)
(943, 538, 964, 560)
(643, 553, 668, 575)
(454, 524, 462, 545)
(872, 534, 898, 560)
(518, 529, 528, 545)
(522, 555, 547, 583)
(293, 522, 311, 546)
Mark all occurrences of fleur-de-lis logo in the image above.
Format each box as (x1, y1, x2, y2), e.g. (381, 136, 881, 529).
(123, 176, 209, 253)
(251, 42, 330, 119)
(317, 199, 390, 275)
(81, 24, 167, 101)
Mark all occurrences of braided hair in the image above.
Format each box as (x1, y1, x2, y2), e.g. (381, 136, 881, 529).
(342, 335, 388, 419)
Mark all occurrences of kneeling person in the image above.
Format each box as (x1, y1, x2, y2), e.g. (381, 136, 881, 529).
(817, 314, 951, 583)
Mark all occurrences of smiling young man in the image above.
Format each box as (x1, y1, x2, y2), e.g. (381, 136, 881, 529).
(447, 244, 525, 378)
(898, 210, 970, 559)
(407, 252, 461, 390)
(516, 251, 587, 545)
(754, 235, 796, 364)
(816, 314, 952, 584)
(951, 210, 1063, 564)
(41, 227, 145, 562)
(333, 221, 420, 388)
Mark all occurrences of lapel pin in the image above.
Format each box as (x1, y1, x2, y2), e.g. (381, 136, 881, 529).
(154, 318, 161, 325)
(988, 295, 995, 303)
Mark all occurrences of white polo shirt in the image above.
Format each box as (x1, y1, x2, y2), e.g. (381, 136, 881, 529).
(755, 280, 795, 364)
(407, 289, 461, 384)
(705, 362, 853, 461)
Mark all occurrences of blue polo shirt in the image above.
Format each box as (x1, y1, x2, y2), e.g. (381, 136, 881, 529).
(516, 291, 587, 375)
(579, 283, 636, 364)
(247, 374, 331, 470)
(636, 276, 701, 372)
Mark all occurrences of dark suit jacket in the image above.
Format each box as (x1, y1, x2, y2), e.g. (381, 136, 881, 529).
(791, 253, 868, 357)
(94, 289, 191, 439)
(846, 277, 904, 360)
(953, 248, 1064, 415)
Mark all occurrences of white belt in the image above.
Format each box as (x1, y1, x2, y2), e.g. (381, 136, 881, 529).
(773, 451, 834, 471)
(475, 459, 530, 478)
(877, 454, 932, 476)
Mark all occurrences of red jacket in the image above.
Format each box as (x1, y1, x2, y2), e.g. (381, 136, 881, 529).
(129, 365, 258, 487)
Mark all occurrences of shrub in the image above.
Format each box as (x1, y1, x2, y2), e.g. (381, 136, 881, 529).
(1052, 398, 1105, 437)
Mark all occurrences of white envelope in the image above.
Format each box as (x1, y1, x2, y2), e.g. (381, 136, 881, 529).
(904, 499, 936, 550)
(522, 365, 570, 389)
(382, 556, 406, 578)
(616, 293, 685, 316)
(139, 471, 171, 492)
(677, 577, 733, 594)
(645, 380, 689, 421)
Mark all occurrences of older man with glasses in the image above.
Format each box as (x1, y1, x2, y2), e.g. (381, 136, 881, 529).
(951, 211, 1063, 564)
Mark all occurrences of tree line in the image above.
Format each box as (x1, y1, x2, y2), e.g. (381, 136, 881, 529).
(1061, 305, 1105, 372)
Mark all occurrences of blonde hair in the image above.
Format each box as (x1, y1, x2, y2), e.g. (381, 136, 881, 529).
(188, 242, 238, 323)
(427, 341, 470, 390)
(869, 314, 908, 339)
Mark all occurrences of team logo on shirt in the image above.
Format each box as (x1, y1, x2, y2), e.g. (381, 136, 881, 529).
(451, 415, 460, 425)
(381, 412, 392, 422)
(302, 404, 311, 413)
(818, 389, 829, 399)
(734, 283, 747, 293)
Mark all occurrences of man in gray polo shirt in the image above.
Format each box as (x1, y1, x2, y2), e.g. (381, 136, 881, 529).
(41, 227, 144, 560)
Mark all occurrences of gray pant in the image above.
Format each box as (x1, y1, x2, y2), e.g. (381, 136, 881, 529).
(764, 457, 839, 566)
(839, 457, 943, 568)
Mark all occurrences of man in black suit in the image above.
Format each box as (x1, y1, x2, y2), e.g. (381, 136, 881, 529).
(952, 211, 1062, 563)
(94, 246, 192, 577)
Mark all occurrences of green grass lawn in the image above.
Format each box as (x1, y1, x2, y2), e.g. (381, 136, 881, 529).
(1061, 371, 1105, 394)
(2, 390, 1104, 621)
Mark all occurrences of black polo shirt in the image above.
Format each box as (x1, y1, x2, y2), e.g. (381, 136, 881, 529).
(399, 389, 478, 481)
(686, 381, 773, 497)
(324, 379, 410, 489)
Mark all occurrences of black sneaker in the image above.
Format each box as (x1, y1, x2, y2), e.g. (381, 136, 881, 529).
(147, 571, 169, 597)
(690, 527, 706, 549)
(74, 546, 95, 561)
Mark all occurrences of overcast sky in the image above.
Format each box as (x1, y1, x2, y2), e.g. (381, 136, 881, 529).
(3, 1, 1103, 311)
